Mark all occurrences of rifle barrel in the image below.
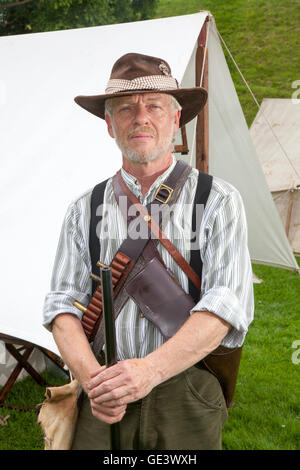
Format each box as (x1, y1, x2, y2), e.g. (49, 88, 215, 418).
(100, 266, 121, 450)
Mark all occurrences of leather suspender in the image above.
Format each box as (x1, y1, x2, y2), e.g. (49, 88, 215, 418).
(189, 170, 213, 302)
(89, 178, 109, 295)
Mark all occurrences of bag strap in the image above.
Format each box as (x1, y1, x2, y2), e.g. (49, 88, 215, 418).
(114, 167, 213, 295)
(115, 170, 202, 291)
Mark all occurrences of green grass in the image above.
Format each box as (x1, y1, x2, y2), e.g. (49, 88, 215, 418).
(0, 371, 67, 450)
(222, 261, 300, 450)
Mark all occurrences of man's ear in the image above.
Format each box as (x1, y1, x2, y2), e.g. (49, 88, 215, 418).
(174, 110, 181, 135)
(105, 114, 114, 138)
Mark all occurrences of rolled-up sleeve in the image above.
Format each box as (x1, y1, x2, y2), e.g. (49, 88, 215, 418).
(43, 195, 92, 331)
(191, 187, 254, 347)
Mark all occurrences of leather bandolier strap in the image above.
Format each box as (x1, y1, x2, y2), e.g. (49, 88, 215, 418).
(80, 251, 133, 341)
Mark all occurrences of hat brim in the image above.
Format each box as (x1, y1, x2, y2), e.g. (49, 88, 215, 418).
(74, 87, 207, 128)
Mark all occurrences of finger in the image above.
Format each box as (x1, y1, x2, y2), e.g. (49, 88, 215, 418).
(88, 373, 126, 399)
(98, 396, 127, 407)
(90, 366, 106, 379)
(90, 402, 126, 424)
(88, 364, 121, 390)
(90, 400, 126, 417)
(89, 383, 129, 405)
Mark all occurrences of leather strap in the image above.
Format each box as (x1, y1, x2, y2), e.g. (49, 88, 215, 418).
(89, 178, 109, 295)
(116, 169, 202, 291)
(189, 171, 213, 302)
(108, 160, 192, 278)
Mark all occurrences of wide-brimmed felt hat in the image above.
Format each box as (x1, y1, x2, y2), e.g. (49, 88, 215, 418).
(74, 53, 207, 128)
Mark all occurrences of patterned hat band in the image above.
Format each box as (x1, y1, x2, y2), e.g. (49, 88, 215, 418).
(105, 75, 179, 94)
(74, 53, 208, 127)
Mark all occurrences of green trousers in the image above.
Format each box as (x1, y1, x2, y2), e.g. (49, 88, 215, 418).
(71, 365, 228, 450)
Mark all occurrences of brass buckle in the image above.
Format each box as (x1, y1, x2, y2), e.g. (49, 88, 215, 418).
(154, 183, 174, 204)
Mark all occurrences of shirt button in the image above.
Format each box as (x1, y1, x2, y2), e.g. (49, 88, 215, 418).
(135, 179, 139, 185)
(140, 314, 145, 318)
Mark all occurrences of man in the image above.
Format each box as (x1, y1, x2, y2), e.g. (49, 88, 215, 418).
(43, 53, 254, 450)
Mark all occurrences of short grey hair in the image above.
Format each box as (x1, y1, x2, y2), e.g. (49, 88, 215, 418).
(170, 95, 182, 112)
(104, 94, 182, 118)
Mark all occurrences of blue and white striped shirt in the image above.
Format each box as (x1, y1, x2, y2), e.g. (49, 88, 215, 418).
(43, 156, 254, 356)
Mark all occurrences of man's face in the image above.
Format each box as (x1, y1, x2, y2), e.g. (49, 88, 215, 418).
(105, 93, 180, 163)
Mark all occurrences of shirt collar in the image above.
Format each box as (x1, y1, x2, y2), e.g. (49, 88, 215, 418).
(120, 155, 177, 203)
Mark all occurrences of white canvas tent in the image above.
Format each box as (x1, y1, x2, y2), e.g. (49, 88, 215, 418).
(1, 12, 299, 393)
(250, 98, 300, 254)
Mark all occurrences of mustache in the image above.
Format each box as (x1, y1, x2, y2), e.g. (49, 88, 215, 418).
(128, 126, 156, 138)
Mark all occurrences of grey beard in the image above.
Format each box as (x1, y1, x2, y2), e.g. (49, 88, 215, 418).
(112, 122, 175, 163)
(119, 145, 170, 163)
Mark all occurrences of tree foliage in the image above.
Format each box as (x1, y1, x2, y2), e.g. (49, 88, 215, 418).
(0, 0, 157, 36)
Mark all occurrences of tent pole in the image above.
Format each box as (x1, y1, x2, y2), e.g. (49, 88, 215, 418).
(196, 17, 209, 174)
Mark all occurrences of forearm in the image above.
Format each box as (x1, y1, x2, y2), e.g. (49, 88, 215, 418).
(146, 310, 231, 387)
(52, 313, 101, 393)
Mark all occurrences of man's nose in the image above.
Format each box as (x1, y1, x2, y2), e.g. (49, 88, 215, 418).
(133, 104, 150, 124)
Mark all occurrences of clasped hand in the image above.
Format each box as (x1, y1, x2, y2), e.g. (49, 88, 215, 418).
(87, 357, 157, 424)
